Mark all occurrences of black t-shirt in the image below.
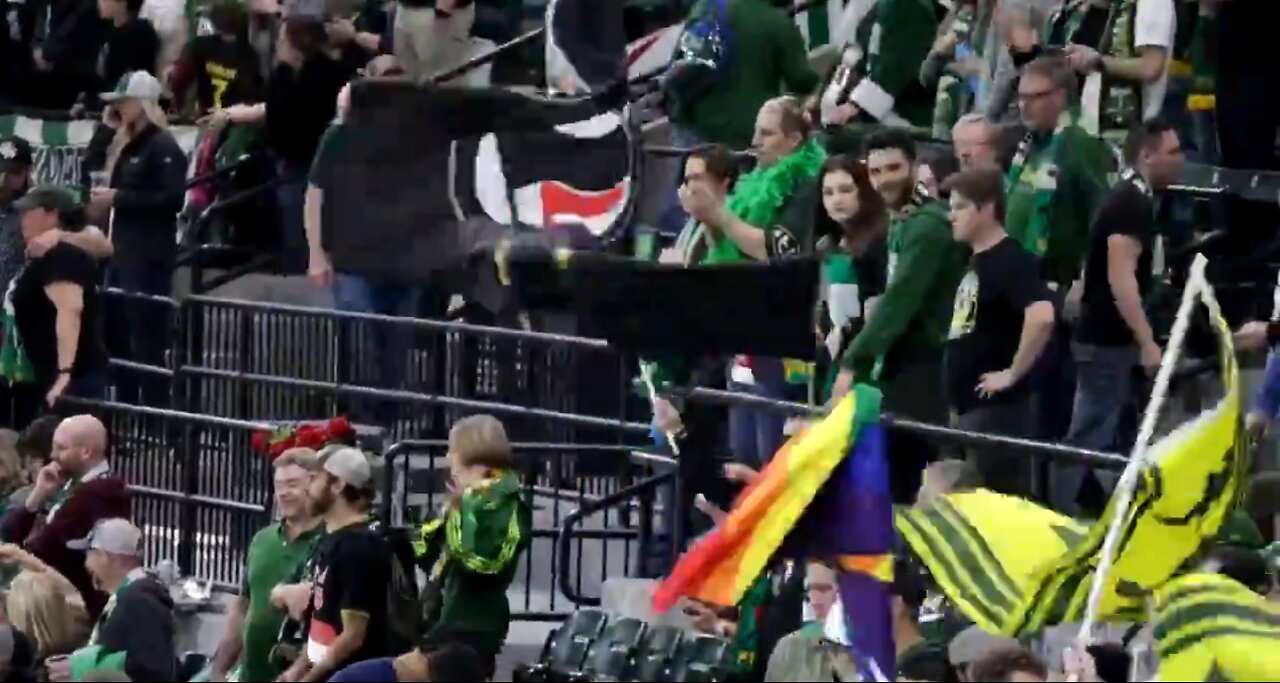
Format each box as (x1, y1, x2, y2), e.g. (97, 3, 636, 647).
(266, 57, 350, 166)
(945, 237, 1049, 414)
(1075, 178, 1156, 347)
(187, 35, 266, 111)
(305, 522, 392, 671)
(12, 243, 108, 389)
(96, 17, 159, 95)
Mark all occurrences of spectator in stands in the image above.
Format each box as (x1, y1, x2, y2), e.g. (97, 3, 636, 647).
(8, 416, 60, 509)
(965, 645, 1049, 682)
(326, 3, 390, 77)
(951, 114, 1002, 171)
(0, 430, 26, 516)
(393, 0, 475, 83)
(1061, 119, 1185, 514)
(920, 1, 995, 140)
(943, 167, 1055, 495)
(416, 415, 530, 678)
(329, 637, 488, 682)
(6, 188, 111, 416)
(834, 129, 968, 503)
(208, 448, 323, 683)
(90, 71, 186, 406)
(821, 0, 939, 141)
(892, 557, 950, 680)
(659, 0, 817, 239)
(278, 447, 390, 682)
(915, 458, 982, 508)
(207, 15, 346, 272)
(1, 414, 128, 619)
(0, 0, 36, 107)
(679, 96, 825, 467)
(1004, 56, 1109, 289)
(169, 0, 266, 115)
(812, 155, 888, 401)
(1064, 0, 1177, 136)
(73, 0, 160, 115)
(52, 518, 175, 682)
(27, 0, 103, 110)
(1, 547, 92, 664)
(664, 144, 738, 266)
(764, 560, 858, 682)
(0, 622, 38, 683)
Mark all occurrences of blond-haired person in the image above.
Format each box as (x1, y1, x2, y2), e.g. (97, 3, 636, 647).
(88, 70, 187, 406)
(0, 544, 91, 661)
(415, 415, 531, 679)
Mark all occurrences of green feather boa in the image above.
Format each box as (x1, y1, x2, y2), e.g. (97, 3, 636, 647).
(707, 139, 827, 263)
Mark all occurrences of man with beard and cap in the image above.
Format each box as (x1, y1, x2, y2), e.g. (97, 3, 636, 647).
(278, 447, 391, 683)
(833, 128, 968, 503)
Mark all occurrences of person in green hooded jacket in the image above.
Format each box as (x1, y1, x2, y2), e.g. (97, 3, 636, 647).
(834, 128, 968, 503)
(415, 415, 531, 678)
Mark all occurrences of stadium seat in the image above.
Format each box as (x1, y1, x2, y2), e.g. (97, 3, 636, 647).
(579, 617, 648, 681)
(628, 624, 685, 682)
(514, 609, 609, 682)
(668, 633, 734, 682)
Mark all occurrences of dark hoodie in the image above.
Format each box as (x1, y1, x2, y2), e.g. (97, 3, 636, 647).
(95, 570, 176, 682)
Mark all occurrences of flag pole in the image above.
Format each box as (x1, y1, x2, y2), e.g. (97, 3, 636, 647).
(1075, 254, 1210, 644)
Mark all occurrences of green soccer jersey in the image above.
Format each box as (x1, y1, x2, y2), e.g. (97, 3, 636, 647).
(239, 521, 323, 683)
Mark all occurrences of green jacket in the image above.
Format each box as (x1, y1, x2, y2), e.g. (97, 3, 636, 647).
(1005, 124, 1111, 287)
(676, 0, 820, 149)
(851, 0, 939, 128)
(417, 472, 531, 659)
(842, 202, 967, 379)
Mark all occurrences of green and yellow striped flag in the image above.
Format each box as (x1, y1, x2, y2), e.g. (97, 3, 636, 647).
(1007, 297, 1247, 635)
(895, 490, 1088, 634)
(1151, 573, 1280, 681)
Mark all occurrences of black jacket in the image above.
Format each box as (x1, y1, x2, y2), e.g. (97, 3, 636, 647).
(0, 0, 36, 104)
(96, 573, 176, 682)
(107, 124, 187, 266)
(80, 17, 160, 108)
(40, 0, 102, 77)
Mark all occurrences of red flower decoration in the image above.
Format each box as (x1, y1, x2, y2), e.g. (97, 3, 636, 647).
(252, 415, 356, 459)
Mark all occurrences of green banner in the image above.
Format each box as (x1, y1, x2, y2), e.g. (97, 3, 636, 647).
(0, 115, 201, 188)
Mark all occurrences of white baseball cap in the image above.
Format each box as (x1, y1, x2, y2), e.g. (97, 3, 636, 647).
(100, 71, 164, 103)
(66, 518, 143, 556)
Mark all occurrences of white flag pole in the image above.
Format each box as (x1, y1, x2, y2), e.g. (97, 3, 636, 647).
(1075, 254, 1210, 643)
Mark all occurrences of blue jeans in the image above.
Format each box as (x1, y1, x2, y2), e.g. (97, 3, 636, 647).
(274, 161, 310, 274)
(1055, 343, 1138, 515)
(727, 359, 795, 468)
(332, 273, 422, 424)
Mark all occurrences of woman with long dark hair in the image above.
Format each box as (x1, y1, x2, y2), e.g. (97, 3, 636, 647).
(813, 154, 888, 400)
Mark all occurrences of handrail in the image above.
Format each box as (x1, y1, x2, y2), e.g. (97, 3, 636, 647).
(183, 294, 617, 348)
(429, 26, 547, 85)
(176, 366, 652, 434)
(185, 152, 266, 190)
(60, 396, 272, 431)
(555, 471, 675, 607)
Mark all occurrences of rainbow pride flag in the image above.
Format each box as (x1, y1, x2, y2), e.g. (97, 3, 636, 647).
(653, 384, 894, 677)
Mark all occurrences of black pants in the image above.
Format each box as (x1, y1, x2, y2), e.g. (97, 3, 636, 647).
(881, 349, 947, 505)
(107, 261, 175, 407)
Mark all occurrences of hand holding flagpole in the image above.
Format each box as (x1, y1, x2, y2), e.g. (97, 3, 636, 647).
(1076, 254, 1211, 644)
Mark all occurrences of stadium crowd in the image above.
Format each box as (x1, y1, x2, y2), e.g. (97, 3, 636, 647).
(0, 0, 1278, 681)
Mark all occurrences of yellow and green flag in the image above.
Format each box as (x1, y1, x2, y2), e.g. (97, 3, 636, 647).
(1151, 573, 1280, 681)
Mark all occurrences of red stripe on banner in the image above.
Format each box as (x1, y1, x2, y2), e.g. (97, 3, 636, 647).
(626, 31, 666, 68)
(539, 181, 628, 224)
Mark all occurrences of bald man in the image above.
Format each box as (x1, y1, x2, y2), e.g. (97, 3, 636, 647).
(1, 414, 129, 618)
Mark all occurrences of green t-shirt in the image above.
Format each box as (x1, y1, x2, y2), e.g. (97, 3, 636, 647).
(238, 521, 324, 683)
(308, 124, 351, 189)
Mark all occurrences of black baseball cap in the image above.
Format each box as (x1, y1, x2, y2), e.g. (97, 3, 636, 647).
(0, 137, 34, 173)
(10, 185, 81, 214)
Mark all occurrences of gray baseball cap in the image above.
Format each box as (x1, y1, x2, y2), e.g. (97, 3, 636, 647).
(67, 518, 143, 556)
(320, 446, 373, 489)
(100, 71, 164, 103)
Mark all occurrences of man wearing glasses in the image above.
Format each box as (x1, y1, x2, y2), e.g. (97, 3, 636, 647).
(1004, 55, 1110, 290)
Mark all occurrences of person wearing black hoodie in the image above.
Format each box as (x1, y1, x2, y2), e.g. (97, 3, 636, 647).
(74, 0, 159, 113)
(47, 518, 175, 682)
(30, 0, 103, 110)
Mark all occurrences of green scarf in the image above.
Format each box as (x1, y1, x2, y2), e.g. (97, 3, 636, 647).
(0, 267, 35, 386)
(1005, 114, 1069, 257)
(444, 471, 526, 575)
(707, 139, 827, 264)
